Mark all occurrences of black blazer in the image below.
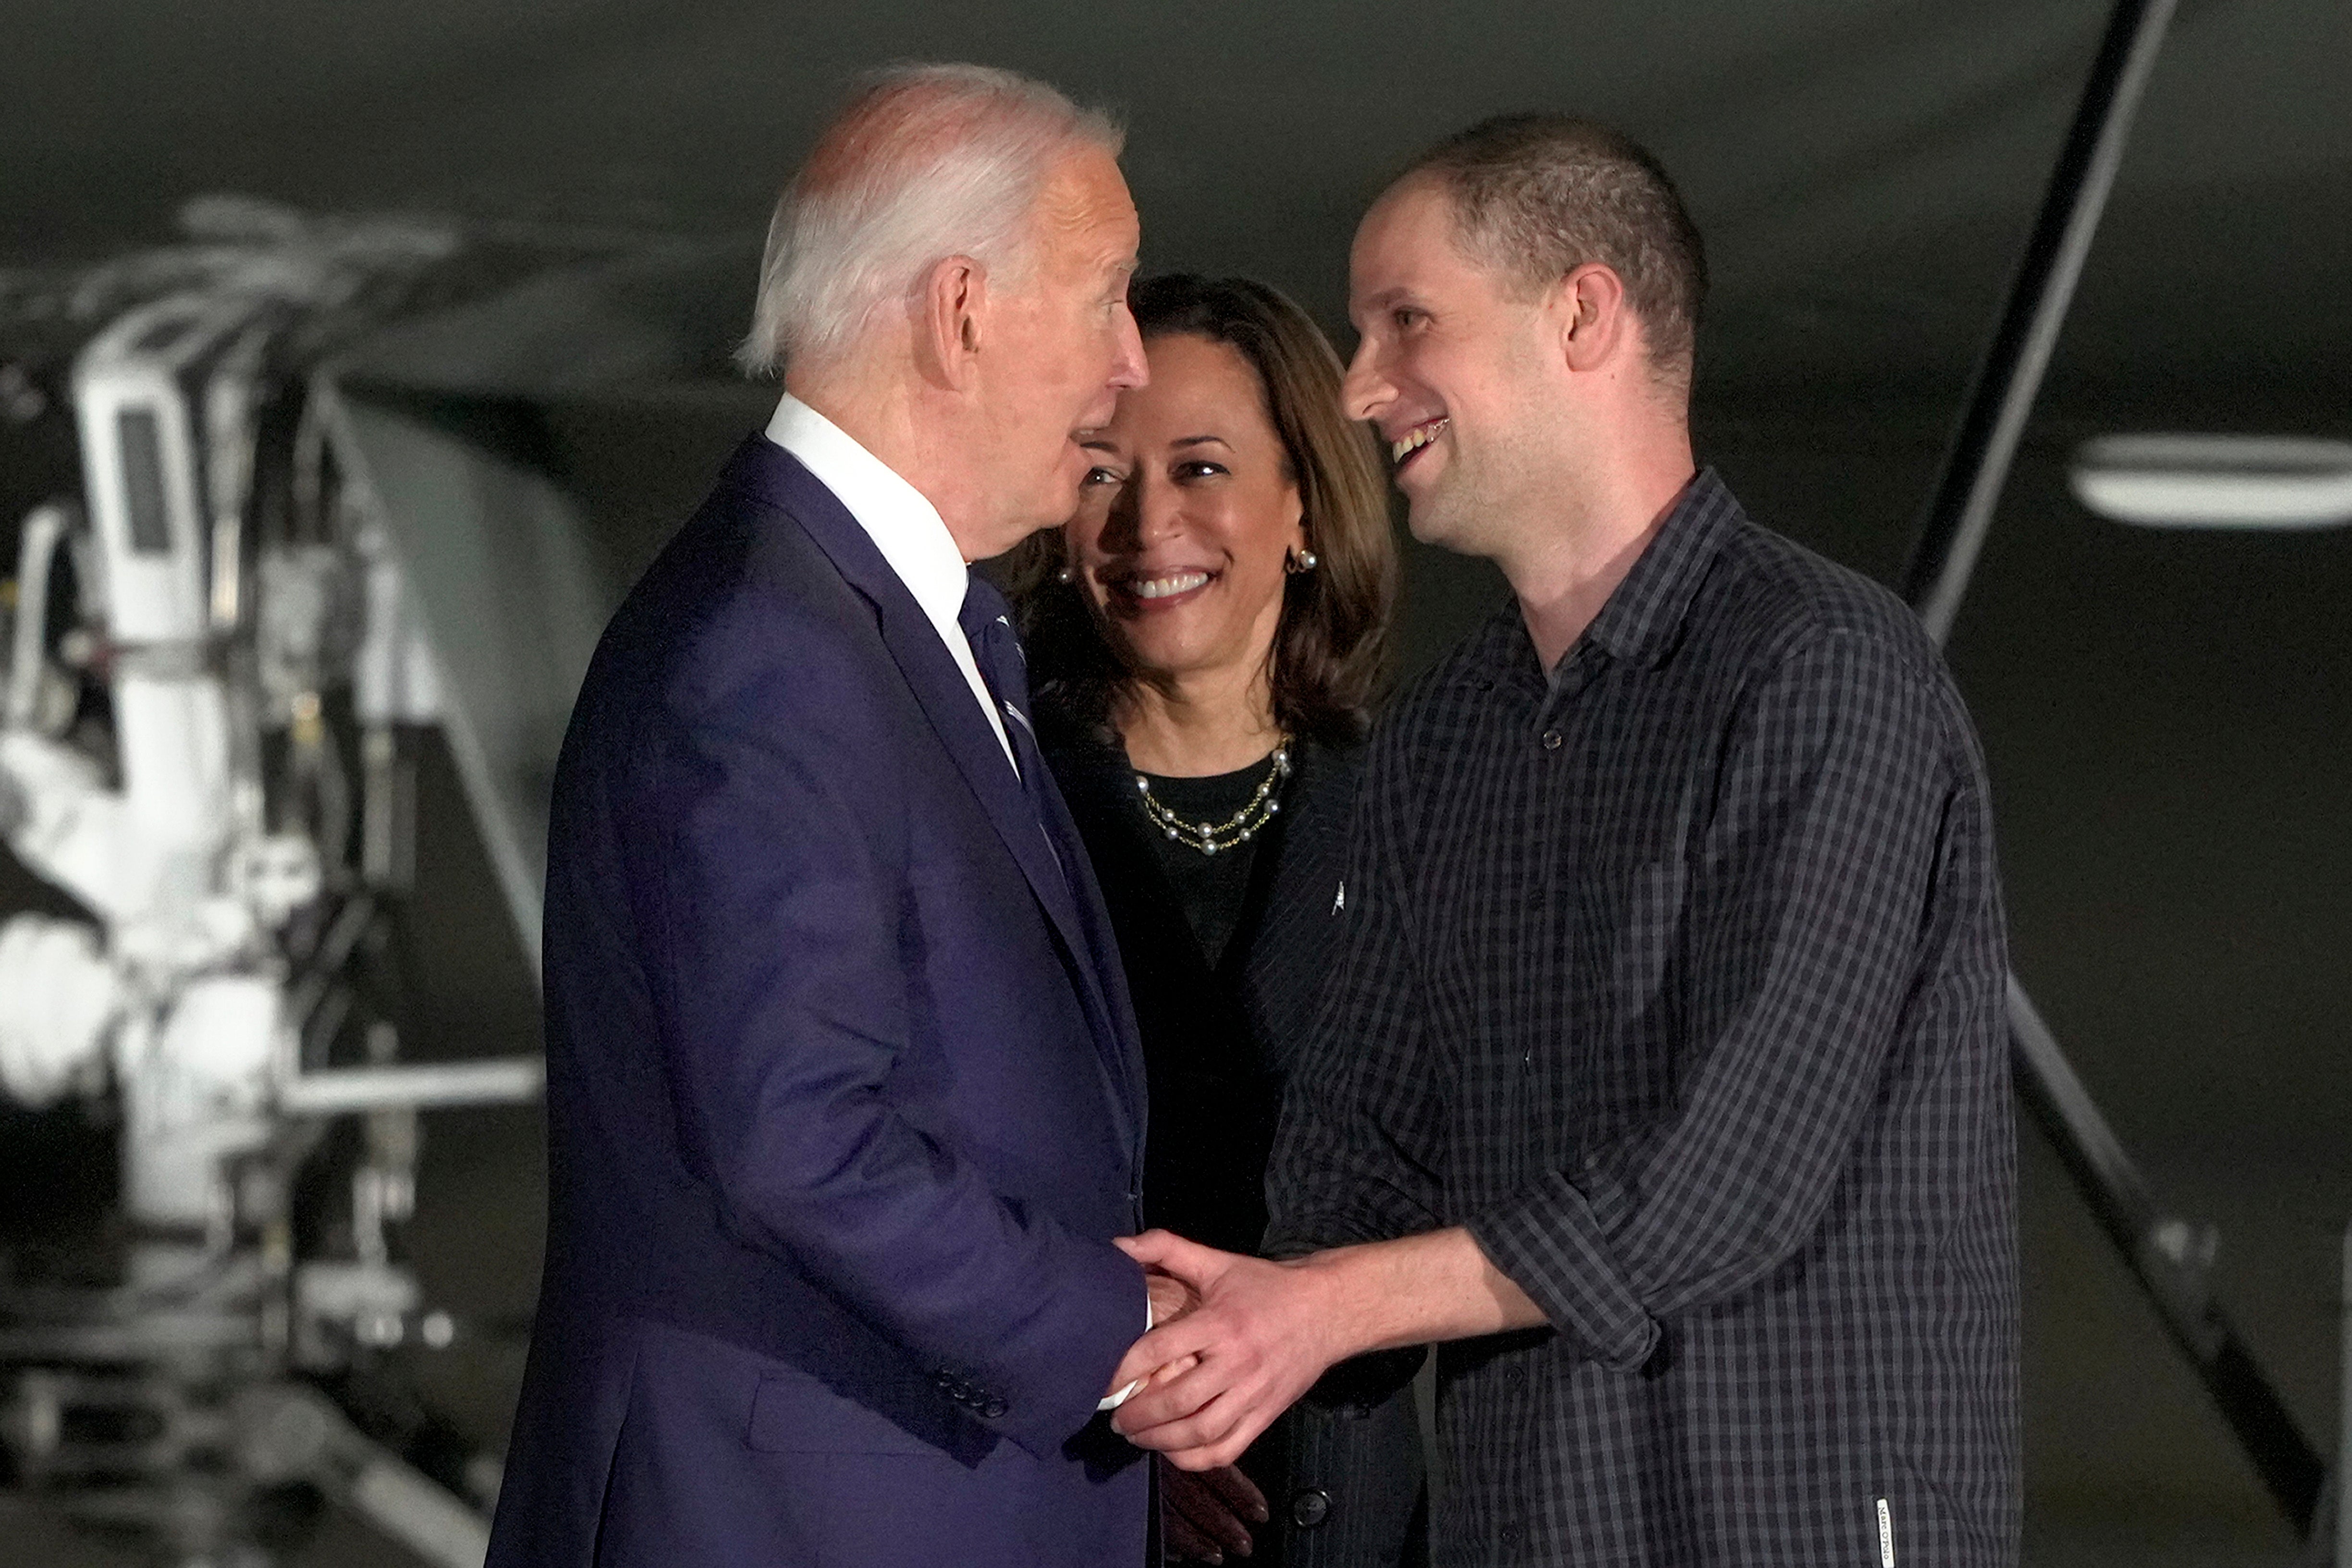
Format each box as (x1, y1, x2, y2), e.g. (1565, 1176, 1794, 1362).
(1046, 731, 1425, 1568)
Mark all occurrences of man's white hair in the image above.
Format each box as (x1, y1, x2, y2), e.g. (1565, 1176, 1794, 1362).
(736, 63, 1123, 376)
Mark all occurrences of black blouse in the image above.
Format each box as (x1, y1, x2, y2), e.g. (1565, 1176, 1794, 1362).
(1132, 753, 1281, 970)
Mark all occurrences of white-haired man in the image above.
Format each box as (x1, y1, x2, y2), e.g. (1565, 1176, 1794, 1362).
(487, 64, 1172, 1568)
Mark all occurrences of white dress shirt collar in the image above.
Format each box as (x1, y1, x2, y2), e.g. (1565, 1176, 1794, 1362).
(766, 392, 971, 631)
(764, 392, 1016, 769)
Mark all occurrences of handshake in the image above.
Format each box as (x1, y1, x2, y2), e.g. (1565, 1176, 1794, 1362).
(1106, 1222, 1544, 1465)
(1111, 1231, 1366, 1565)
(1108, 1231, 1358, 1472)
(1102, 1225, 1538, 1562)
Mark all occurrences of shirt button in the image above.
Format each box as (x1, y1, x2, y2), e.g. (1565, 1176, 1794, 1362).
(1290, 1489, 1331, 1529)
(1541, 730, 1562, 750)
(981, 1397, 1008, 1420)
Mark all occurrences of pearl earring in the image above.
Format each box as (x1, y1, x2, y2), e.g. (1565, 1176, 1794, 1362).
(1056, 565, 1075, 584)
(1286, 548, 1319, 575)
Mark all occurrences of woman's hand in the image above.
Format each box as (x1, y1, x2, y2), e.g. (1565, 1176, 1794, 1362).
(1161, 1457, 1269, 1564)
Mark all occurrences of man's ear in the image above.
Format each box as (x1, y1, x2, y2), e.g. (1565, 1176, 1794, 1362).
(1556, 262, 1630, 375)
(918, 256, 988, 392)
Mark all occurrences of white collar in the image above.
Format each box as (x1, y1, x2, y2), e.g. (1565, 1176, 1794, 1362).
(763, 392, 1016, 771)
(764, 391, 971, 638)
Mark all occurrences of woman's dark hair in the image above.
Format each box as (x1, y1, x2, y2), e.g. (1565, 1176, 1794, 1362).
(1001, 272, 1398, 745)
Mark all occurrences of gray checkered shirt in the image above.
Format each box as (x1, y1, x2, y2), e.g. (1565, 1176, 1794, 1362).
(1266, 470, 2019, 1567)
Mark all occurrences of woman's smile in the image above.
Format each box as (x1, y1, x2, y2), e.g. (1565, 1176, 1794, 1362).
(1105, 566, 1218, 610)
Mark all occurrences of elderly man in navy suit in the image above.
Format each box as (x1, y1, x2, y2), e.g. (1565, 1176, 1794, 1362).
(486, 63, 1179, 1568)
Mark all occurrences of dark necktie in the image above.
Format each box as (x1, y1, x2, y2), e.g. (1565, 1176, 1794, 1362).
(957, 572, 1063, 866)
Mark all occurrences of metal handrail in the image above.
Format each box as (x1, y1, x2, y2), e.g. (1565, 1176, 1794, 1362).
(1895, 0, 2325, 1533)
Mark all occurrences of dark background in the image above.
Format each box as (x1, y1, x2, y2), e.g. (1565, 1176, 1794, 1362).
(3, 2, 2349, 1563)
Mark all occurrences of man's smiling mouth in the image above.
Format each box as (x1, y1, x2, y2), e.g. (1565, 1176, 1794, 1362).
(1391, 417, 1448, 468)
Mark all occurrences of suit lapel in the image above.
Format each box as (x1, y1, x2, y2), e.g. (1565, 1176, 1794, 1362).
(1028, 764, 1148, 1147)
(717, 439, 1140, 1147)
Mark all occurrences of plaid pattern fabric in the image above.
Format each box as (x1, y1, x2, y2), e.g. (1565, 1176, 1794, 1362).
(1266, 470, 2019, 1567)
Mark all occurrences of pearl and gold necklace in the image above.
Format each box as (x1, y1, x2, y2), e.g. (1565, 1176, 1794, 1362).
(1133, 742, 1292, 856)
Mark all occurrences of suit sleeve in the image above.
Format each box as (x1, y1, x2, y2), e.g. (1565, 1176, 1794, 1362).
(1466, 627, 1953, 1370)
(1265, 726, 1450, 1259)
(631, 672, 1144, 1458)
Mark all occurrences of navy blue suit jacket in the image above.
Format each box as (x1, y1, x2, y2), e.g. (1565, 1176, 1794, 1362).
(487, 437, 1152, 1568)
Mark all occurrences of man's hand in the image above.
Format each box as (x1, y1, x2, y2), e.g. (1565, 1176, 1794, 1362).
(1104, 1257, 1208, 1404)
(1109, 1225, 1551, 1467)
(1147, 1265, 1201, 1329)
(1106, 1231, 1348, 1470)
(1161, 1458, 1267, 1564)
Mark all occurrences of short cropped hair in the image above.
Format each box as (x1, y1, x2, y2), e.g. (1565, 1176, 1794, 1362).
(1402, 113, 1707, 387)
(736, 63, 1122, 375)
(1006, 274, 1399, 745)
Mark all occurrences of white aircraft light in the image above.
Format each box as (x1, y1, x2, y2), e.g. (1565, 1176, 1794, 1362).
(2069, 434, 2352, 530)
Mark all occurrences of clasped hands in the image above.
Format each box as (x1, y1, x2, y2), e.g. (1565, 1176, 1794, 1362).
(1114, 1222, 1545, 1473)
(1113, 1230, 1351, 1471)
(1113, 1225, 1539, 1563)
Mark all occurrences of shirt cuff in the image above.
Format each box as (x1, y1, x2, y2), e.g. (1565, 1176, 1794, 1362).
(1466, 1170, 1658, 1372)
(1096, 1296, 1155, 1410)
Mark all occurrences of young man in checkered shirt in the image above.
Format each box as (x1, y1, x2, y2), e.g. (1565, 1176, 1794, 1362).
(1106, 115, 2018, 1568)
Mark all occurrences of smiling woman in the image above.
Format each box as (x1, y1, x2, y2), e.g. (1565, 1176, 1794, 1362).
(1000, 273, 1414, 1568)
(1009, 273, 1395, 753)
